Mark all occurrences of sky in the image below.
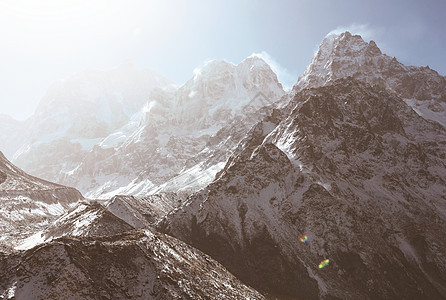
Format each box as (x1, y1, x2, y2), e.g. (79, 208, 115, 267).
(1, 0, 445, 120)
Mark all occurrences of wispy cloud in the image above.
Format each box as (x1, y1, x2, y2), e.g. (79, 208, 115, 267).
(250, 51, 296, 91)
(326, 23, 396, 56)
(328, 24, 383, 42)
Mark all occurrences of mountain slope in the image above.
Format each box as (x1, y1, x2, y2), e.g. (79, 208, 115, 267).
(0, 152, 83, 253)
(0, 114, 24, 158)
(15, 201, 136, 251)
(2, 193, 265, 298)
(105, 193, 187, 229)
(160, 78, 446, 299)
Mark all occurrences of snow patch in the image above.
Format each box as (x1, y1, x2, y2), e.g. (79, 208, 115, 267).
(404, 98, 446, 128)
(15, 231, 45, 251)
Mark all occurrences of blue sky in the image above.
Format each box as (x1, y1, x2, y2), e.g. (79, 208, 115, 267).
(1, 0, 445, 120)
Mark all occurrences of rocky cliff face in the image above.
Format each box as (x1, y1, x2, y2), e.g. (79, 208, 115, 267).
(160, 78, 446, 299)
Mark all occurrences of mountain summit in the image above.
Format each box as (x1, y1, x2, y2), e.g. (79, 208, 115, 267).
(296, 31, 446, 102)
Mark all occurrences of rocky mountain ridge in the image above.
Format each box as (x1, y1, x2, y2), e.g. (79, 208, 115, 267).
(0, 230, 265, 300)
(296, 32, 446, 100)
(295, 31, 446, 129)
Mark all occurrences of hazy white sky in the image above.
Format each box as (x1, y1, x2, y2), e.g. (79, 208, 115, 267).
(1, 0, 445, 120)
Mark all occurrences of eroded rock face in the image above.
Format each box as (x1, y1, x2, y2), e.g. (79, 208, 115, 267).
(0, 230, 265, 300)
(160, 79, 446, 299)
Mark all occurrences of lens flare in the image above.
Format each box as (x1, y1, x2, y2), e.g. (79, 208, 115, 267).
(318, 259, 330, 269)
(299, 234, 308, 243)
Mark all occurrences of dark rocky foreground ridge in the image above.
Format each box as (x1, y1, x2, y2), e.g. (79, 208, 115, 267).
(0, 161, 264, 299)
(0, 144, 267, 299)
(0, 230, 265, 300)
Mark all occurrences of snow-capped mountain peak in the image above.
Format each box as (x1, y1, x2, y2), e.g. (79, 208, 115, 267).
(295, 31, 446, 102)
(45, 55, 286, 199)
(294, 31, 446, 132)
(185, 56, 282, 108)
(296, 31, 381, 90)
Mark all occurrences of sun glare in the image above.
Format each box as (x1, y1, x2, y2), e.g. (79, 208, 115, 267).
(0, 0, 109, 22)
(0, 0, 181, 51)
(0, 0, 161, 55)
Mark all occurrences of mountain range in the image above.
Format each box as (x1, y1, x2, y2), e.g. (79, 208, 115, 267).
(1, 31, 445, 299)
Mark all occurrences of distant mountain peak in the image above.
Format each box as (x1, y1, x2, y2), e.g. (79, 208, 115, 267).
(196, 58, 233, 71)
(192, 56, 273, 80)
(242, 55, 270, 68)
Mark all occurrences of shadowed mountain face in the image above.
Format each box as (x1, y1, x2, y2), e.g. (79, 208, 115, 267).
(0, 152, 83, 253)
(160, 78, 446, 299)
